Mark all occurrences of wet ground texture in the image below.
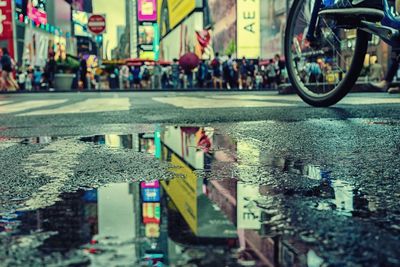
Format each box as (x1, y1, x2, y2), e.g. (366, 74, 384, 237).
(0, 119, 399, 266)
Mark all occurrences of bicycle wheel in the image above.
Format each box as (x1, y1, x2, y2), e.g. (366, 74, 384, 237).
(285, 0, 370, 107)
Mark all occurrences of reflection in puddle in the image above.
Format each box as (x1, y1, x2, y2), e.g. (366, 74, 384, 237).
(21, 136, 58, 144)
(1, 125, 398, 266)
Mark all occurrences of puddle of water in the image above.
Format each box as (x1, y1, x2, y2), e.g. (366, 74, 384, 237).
(1, 125, 399, 266)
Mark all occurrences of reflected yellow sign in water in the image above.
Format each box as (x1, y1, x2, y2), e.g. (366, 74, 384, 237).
(161, 148, 198, 234)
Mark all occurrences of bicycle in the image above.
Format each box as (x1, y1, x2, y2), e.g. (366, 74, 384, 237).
(285, 0, 399, 107)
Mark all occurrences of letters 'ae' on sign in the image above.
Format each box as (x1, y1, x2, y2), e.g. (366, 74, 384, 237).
(87, 14, 106, 35)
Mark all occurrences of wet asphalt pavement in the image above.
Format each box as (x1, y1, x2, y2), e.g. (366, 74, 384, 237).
(0, 92, 400, 267)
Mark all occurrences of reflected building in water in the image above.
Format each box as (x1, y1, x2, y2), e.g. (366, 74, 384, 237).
(1, 126, 386, 267)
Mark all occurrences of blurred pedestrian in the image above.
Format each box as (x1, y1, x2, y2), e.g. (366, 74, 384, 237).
(246, 59, 256, 90)
(17, 69, 26, 91)
(108, 67, 118, 89)
(45, 54, 57, 90)
(223, 59, 231, 89)
(211, 52, 223, 89)
(239, 58, 248, 89)
(197, 60, 208, 88)
(79, 54, 88, 89)
(231, 59, 239, 89)
(266, 59, 278, 89)
(120, 64, 130, 89)
(131, 66, 141, 89)
(94, 68, 101, 90)
(185, 68, 193, 89)
(33, 67, 43, 91)
(255, 71, 263, 90)
(226, 55, 236, 89)
(26, 67, 33, 91)
(0, 48, 18, 91)
(161, 66, 170, 89)
(117, 66, 123, 90)
(141, 66, 151, 89)
(180, 70, 185, 89)
(368, 56, 384, 82)
(274, 54, 286, 85)
(153, 62, 162, 89)
(307, 61, 323, 83)
(171, 59, 180, 89)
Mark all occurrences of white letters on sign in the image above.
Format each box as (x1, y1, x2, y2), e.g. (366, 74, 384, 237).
(0, 0, 7, 36)
(237, 0, 261, 58)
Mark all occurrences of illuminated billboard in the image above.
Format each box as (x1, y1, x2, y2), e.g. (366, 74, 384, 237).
(237, 0, 260, 58)
(73, 11, 90, 37)
(157, 0, 197, 37)
(138, 0, 157, 22)
(15, 0, 28, 18)
(0, 0, 15, 58)
(22, 28, 51, 67)
(260, 0, 288, 59)
(206, 0, 236, 56)
(139, 50, 155, 60)
(139, 24, 155, 45)
(138, 23, 160, 60)
(71, 0, 93, 12)
(27, 0, 47, 25)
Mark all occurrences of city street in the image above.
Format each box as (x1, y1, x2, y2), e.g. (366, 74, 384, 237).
(3, 0, 400, 265)
(1, 91, 400, 266)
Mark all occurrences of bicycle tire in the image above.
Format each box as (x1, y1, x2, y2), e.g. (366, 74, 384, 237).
(284, 0, 370, 107)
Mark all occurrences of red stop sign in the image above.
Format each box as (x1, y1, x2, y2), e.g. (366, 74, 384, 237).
(87, 14, 106, 35)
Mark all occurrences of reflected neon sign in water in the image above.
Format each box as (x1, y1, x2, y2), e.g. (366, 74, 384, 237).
(142, 203, 161, 224)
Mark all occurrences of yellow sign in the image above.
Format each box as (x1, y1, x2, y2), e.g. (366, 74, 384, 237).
(145, 223, 160, 238)
(140, 50, 155, 60)
(158, 0, 196, 37)
(237, 0, 260, 58)
(161, 147, 198, 234)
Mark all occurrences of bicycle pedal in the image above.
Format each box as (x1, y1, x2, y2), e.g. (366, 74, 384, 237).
(319, 7, 384, 22)
(359, 21, 400, 46)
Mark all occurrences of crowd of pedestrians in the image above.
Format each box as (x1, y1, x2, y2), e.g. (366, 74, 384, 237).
(1, 47, 288, 91)
(0, 47, 59, 92)
(106, 54, 288, 90)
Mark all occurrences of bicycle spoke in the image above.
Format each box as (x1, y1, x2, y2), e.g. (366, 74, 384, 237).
(287, 0, 362, 95)
(285, 0, 369, 106)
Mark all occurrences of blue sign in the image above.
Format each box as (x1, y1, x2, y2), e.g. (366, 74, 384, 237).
(83, 189, 98, 203)
(141, 188, 160, 202)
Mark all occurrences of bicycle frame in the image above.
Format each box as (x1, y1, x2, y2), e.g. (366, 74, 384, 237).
(307, 0, 400, 47)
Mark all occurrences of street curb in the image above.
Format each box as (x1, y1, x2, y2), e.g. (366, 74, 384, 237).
(0, 83, 386, 95)
(0, 88, 278, 94)
(278, 82, 385, 95)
